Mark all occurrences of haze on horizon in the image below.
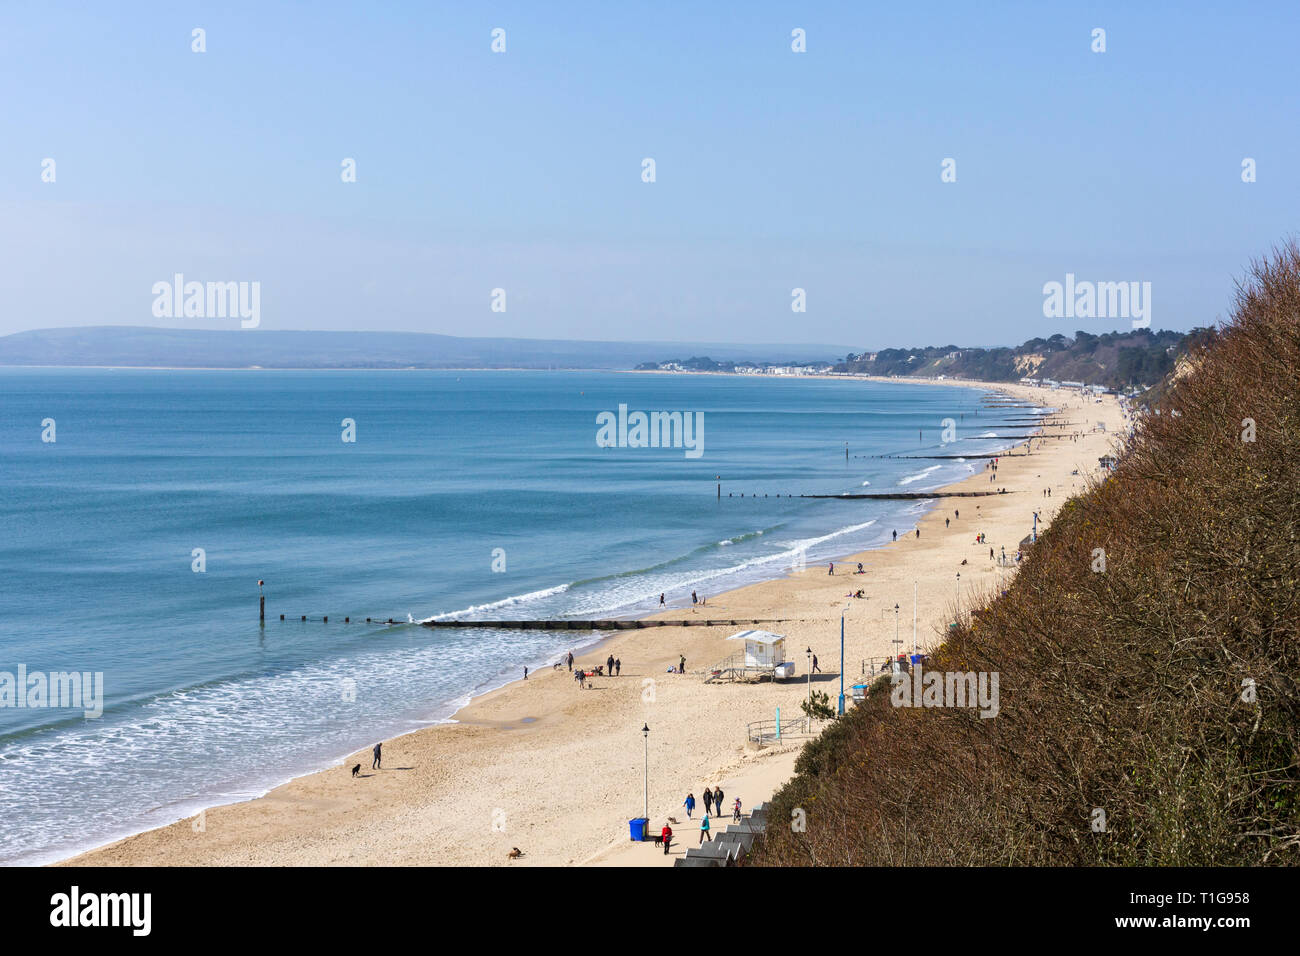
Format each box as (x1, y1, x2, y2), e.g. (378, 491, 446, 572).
(2, 2, 1297, 348)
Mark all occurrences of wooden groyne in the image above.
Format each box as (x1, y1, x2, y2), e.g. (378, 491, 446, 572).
(800, 489, 1012, 499)
(1004, 419, 1079, 426)
(872, 452, 1020, 460)
(420, 618, 790, 631)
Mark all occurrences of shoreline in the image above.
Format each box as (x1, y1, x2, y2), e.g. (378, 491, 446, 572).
(55, 378, 1121, 867)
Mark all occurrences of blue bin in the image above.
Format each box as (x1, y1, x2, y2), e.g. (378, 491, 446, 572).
(629, 817, 649, 841)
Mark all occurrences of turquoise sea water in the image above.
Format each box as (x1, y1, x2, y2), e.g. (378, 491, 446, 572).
(0, 368, 1040, 864)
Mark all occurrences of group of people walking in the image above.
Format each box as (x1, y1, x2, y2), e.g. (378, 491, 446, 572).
(678, 786, 742, 847)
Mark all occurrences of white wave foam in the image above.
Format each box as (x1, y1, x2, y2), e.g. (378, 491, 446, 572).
(424, 583, 571, 622)
(898, 465, 942, 486)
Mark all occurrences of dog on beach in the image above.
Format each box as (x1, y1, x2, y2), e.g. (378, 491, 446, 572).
(351, 764, 361, 777)
(507, 847, 523, 859)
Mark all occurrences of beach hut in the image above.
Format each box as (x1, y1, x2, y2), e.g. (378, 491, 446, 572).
(726, 629, 787, 668)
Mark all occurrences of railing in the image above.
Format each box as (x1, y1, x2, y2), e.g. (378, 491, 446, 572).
(746, 715, 820, 744)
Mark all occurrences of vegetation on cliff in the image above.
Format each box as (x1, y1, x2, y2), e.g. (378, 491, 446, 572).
(751, 245, 1300, 866)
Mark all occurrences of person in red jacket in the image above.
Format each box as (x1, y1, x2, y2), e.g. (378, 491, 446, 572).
(661, 824, 673, 855)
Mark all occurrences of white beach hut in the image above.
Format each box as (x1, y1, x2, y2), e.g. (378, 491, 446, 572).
(726, 629, 787, 668)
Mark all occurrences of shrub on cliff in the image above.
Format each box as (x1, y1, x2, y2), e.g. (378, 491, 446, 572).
(752, 243, 1300, 866)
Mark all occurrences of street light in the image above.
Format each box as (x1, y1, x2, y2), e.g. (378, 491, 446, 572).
(912, 581, 918, 659)
(894, 604, 900, 666)
(838, 603, 849, 715)
(805, 646, 813, 731)
(956, 572, 961, 609)
(641, 724, 649, 822)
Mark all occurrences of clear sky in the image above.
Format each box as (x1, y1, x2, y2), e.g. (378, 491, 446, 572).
(2, 1, 1297, 348)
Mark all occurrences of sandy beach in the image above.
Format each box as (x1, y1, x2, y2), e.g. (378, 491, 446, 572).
(61, 379, 1126, 867)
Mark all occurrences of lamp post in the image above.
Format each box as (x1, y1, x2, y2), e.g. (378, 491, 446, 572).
(641, 723, 649, 821)
(894, 604, 900, 666)
(838, 603, 849, 715)
(805, 646, 813, 731)
(956, 572, 961, 609)
(912, 581, 918, 659)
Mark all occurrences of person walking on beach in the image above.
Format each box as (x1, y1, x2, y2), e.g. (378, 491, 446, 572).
(812, 654, 821, 674)
(684, 792, 695, 819)
(661, 823, 673, 855)
(372, 742, 382, 770)
(607, 654, 615, 676)
(989, 547, 994, 560)
(915, 528, 920, 539)
(524, 666, 528, 680)
(699, 813, 711, 844)
(703, 786, 714, 816)
(714, 785, 724, 816)
(679, 654, 686, 674)
(945, 517, 949, 528)
(574, 667, 585, 689)
(660, 593, 665, 606)
(691, 590, 698, 605)
(615, 658, 621, 676)
(955, 509, 959, 519)
(566, 650, 574, 669)
(733, 797, 742, 822)
(828, 562, 834, 575)
(892, 530, 897, 541)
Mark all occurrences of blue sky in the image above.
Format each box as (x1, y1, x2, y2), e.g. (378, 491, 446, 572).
(2, 1, 1297, 348)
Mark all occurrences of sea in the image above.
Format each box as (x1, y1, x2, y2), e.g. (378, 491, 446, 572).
(0, 368, 1043, 864)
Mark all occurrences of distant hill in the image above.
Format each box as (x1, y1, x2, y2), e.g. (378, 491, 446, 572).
(0, 327, 849, 370)
(839, 329, 1197, 389)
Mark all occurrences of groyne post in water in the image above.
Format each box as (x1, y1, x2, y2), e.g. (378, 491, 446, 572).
(259, 579, 265, 625)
